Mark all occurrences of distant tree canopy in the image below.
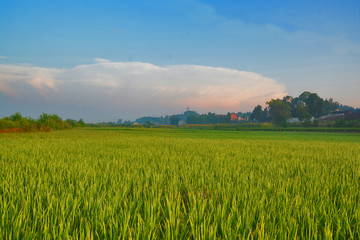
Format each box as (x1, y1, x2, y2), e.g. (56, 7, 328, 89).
(250, 105, 264, 122)
(249, 91, 348, 126)
(298, 92, 324, 117)
(135, 110, 247, 126)
(186, 112, 234, 124)
(266, 99, 292, 126)
(187, 112, 217, 124)
(286, 91, 340, 118)
(135, 91, 356, 127)
(0, 113, 86, 132)
(296, 105, 312, 121)
(170, 115, 181, 126)
(2, 91, 357, 131)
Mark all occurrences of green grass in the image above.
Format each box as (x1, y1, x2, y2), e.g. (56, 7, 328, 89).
(178, 123, 360, 133)
(1, 128, 359, 239)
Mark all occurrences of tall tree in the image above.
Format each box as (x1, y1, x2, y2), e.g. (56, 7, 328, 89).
(266, 99, 292, 126)
(297, 105, 312, 121)
(170, 115, 180, 125)
(250, 105, 264, 122)
(263, 107, 270, 122)
(322, 98, 339, 115)
(298, 91, 323, 117)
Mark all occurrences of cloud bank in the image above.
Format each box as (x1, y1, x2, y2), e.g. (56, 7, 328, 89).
(0, 60, 286, 120)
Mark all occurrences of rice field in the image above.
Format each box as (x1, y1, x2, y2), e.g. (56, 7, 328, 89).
(0, 128, 359, 239)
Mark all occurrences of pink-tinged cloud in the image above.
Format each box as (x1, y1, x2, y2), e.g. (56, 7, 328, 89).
(0, 64, 60, 97)
(0, 60, 287, 115)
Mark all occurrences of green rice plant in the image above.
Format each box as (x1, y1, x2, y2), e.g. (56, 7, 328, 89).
(0, 128, 359, 239)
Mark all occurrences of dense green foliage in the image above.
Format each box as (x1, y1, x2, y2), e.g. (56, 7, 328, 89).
(180, 123, 360, 132)
(266, 99, 292, 126)
(0, 113, 85, 132)
(0, 129, 359, 239)
(250, 105, 266, 122)
(133, 91, 358, 127)
(251, 91, 360, 126)
(136, 111, 243, 126)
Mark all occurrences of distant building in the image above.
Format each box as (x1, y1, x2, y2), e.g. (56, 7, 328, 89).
(178, 120, 186, 126)
(287, 118, 300, 123)
(287, 117, 314, 123)
(345, 111, 360, 121)
(230, 113, 237, 121)
(320, 111, 344, 121)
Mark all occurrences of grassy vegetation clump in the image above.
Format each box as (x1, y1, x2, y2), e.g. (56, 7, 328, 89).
(0, 128, 359, 238)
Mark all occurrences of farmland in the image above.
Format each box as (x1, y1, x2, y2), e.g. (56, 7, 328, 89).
(1, 128, 359, 239)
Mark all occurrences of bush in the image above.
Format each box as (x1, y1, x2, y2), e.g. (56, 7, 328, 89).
(312, 119, 319, 127)
(302, 119, 312, 127)
(334, 118, 346, 127)
(18, 118, 37, 132)
(10, 112, 23, 122)
(1, 113, 86, 132)
(65, 119, 78, 128)
(261, 122, 273, 128)
(343, 120, 360, 127)
(0, 118, 16, 130)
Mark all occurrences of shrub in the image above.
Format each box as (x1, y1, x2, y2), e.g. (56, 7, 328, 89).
(0, 118, 16, 130)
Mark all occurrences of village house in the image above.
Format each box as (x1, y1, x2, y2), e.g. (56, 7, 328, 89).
(320, 111, 345, 121)
(178, 120, 186, 126)
(230, 113, 237, 121)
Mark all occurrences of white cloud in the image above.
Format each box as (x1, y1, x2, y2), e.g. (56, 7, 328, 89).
(0, 56, 7, 59)
(94, 58, 111, 63)
(0, 61, 287, 115)
(0, 64, 60, 97)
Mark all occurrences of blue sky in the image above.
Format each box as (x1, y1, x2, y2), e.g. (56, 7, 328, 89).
(1, 0, 359, 121)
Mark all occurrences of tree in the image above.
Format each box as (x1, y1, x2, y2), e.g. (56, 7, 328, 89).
(322, 98, 339, 115)
(10, 112, 23, 121)
(297, 105, 311, 121)
(225, 113, 231, 123)
(298, 91, 323, 117)
(38, 113, 64, 130)
(183, 110, 199, 118)
(186, 115, 197, 124)
(282, 95, 300, 118)
(266, 99, 291, 126)
(263, 107, 270, 122)
(250, 105, 264, 122)
(78, 118, 86, 127)
(170, 115, 180, 125)
(65, 119, 78, 127)
(215, 114, 229, 124)
(206, 112, 217, 124)
(307, 93, 323, 117)
(144, 121, 154, 128)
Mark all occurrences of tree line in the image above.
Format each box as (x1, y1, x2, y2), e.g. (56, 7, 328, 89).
(251, 91, 358, 126)
(136, 111, 252, 126)
(136, 91, 358, 127)
(2, 91, 358, 131)
(0, 113, 86, 132)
